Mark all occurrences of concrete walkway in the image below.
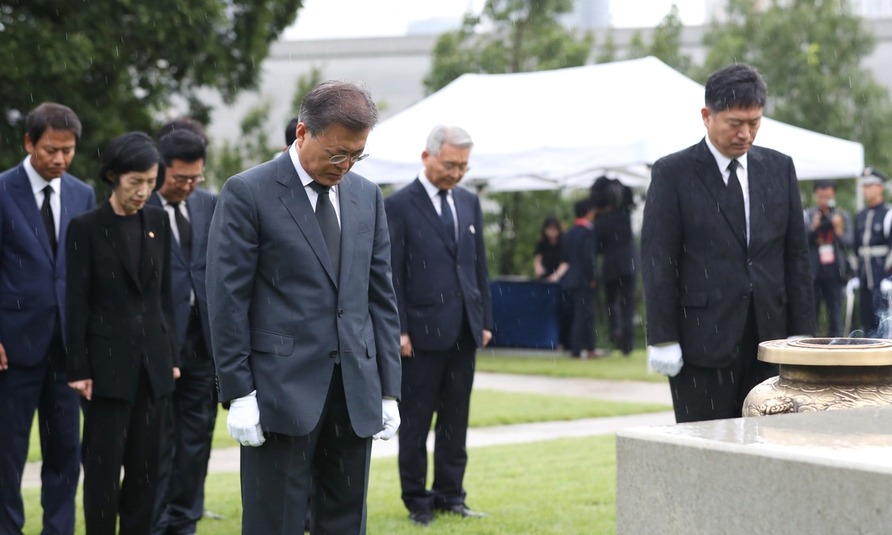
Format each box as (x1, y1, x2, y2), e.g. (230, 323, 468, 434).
(22, 372, 675, 487)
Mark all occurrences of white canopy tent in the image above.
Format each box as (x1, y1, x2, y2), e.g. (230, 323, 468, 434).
(353, 56, 864, 191)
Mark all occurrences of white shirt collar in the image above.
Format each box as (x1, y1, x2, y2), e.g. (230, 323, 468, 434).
(23, 155, 61, 195)
(704, 136, 748, 174)
(419, 170, 447, 200)
(290, 142, 339, 194)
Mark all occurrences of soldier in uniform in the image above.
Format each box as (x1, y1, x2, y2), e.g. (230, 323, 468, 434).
(854, 167, 892, 337)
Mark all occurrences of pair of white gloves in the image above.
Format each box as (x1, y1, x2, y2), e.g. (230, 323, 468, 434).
(227, 391, 401, 447)
(847, 277, 892, 294)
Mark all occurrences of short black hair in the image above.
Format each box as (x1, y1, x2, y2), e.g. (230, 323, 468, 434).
(285, 116, 299, 147)
(705, 63, 767, 112)
(156, 117, 208, 146)
(99, 132, 160, 186)
(25, 102, 82, 143)
(574, 199, 592, 218)
(158, 130, 207, 166)
(813, 180, 837, 192)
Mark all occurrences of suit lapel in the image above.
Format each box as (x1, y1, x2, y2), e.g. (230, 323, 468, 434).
(409, 179, 457, 256)
(746, 148, 767, 250)
(10, 166, 55, 261)
(692, 140, 747, 250)
(99, 202, 142, 291)
(275, 157, 338, 286)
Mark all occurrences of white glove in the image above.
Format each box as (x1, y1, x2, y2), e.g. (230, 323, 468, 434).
(227, 390, 266, 447)
(372, 399, 400, 440)
(847, 277, 860, 293)
(882, 279, 892, 295)
(647, 343, 684, 377)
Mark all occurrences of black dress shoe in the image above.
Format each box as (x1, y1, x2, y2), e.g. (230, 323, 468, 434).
(409, 509, 434, 526)
(437, 503, 488, 518)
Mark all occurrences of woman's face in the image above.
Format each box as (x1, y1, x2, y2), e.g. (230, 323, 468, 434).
(110, 164, 158, 215)
(544, 224, 561, 243)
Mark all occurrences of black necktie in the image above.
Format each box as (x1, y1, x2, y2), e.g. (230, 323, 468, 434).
(438, 189, 455, 244)
(169, 201, 192, 262)
(727, 159, 747, 243)
(41, 185, 57, 254)
(309, 181, 340, 276)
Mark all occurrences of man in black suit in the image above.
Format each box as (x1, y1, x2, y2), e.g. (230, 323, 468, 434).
(641, 63, 814, 423)
(385, 124, 493, 527)
(150, 126, 218, 535)
(560, 199, 598, 359)
(0, 102, 94, 535)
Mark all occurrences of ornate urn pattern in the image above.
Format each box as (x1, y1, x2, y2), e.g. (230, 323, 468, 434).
(743, 338, 892, 417)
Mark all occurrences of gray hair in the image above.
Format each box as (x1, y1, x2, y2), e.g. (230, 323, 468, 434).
(299, 80, 378, 136)
(425, 125, 473, 155)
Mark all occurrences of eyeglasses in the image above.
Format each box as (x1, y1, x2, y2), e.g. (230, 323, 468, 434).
(437, 156, 470, 174)
(311, 135, 368, 165)
(171, 174, 204, 185)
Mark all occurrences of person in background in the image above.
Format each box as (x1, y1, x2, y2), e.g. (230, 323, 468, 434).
(386, 124, 492, 527)
(854, 167, 892, 337)
(151, 125, 218, 535)
(284, 116, 299, 150)
(0, 102, 95, 535)
(534, 216, 565, 281)
(642, 63, 814, 423)
(66, 132, 180, 534)
(804, 180, 852, 337)
(560, 199, 599, 359)
(206, 80, 401, 534)
(591, 176, 639, 356)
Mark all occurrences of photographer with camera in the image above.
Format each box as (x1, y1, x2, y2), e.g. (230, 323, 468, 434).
(805, 180, 852, 337)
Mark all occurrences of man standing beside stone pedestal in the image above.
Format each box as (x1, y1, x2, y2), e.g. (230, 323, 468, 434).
(854, 167, 892, 338)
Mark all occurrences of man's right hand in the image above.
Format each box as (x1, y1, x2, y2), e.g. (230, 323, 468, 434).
(0, 343, 7, 371)
(647, 343, 684, 377)
(399, 334, 413, 358)
(227, 391, 266, 447)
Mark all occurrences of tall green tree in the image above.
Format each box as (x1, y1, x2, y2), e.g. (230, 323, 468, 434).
(699, 0, 892, 172)
(624, 5, 692, 74)
(0, 0, 302, 184)
(423, 0, 593, 94)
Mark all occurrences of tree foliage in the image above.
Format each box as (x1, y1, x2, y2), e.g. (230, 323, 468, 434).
(0, 0, 302, 183)
(700, 0, 892, 172)
(625, 6, 692, 74)
(423, 0, 593, 94)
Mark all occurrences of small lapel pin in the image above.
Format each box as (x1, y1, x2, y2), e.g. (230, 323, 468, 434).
(469, 224, 476, 235)
(148, 231, 155, 239)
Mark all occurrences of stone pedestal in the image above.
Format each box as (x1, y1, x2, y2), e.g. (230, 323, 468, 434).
(616, 407, 892, 535)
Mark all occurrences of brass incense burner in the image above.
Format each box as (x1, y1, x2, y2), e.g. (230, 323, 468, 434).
(743, 338, 892, 416)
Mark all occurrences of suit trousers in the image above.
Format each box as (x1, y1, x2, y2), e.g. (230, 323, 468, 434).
(668, 300, 777, 423)
(604, 275, 636, 354)
(399, 319, 476, 513)
(0, 320, 79, 535)
(859, 285, 887, 338)
(82, 367, 167, 535)
(240, 365, 371, 535)
(154, 309, 216, 535)
(813, 274, 843, 338)
(566, 286, 595, 357)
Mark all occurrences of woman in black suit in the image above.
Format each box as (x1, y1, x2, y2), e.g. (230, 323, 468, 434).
(66, 132, 179, 535)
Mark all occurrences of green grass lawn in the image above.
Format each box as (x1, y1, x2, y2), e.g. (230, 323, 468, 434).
(24, 435, 617, 535)
(477, 347, 664, 383)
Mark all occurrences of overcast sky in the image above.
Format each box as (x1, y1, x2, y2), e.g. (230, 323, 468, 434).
(282, 0, 706, 41)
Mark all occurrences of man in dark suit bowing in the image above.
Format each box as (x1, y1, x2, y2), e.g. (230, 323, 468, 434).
(150, 126, 218, 535)
(207, 80, 401, 534)
(0, 102, 95, 535)
(385, 125, 493, 527)
(641, 63, 814, 423)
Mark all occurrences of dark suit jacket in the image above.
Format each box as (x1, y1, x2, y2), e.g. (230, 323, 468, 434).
(206, 155, 401, 438)
(385, 178, 493, 351)
(560, 222, 597, 291)
(65, 202, 179, 401)
(0, 163, 94, 365)
(596, 207, 638, 281)
(641, 139, 814, 367)
(148, 188, 217, 357)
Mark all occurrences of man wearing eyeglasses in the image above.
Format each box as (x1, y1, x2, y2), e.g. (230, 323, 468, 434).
(385, 125, 493, 527)
(207, 80, 402, 534)
(148, 125, 218, 535)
